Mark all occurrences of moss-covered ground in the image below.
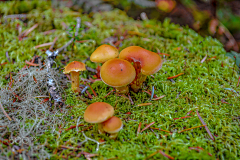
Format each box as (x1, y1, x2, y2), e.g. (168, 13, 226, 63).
(0, 1, 240, 159)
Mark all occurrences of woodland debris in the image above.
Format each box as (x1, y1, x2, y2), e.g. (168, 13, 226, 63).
(0, 100, 12, 121)
(196, 110, 215, 141)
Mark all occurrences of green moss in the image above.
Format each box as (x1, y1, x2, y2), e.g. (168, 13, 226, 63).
(0, 1, 240, 159)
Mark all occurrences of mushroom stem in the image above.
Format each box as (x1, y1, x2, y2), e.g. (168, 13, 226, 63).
(130, 62, 147, 92)
(115, 86, 129, 94)
(70, 71, 80, 92)
(98, 123, 105, 134)
(109, 133, 118, 139)
(130, 73, 147, 92)
(96, 64, 101, 78)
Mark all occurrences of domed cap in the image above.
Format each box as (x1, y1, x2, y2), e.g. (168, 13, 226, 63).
(119, 46, 162, 75)
(63, 61, 86, 74)
(102, 116, 123, 133)
(90, 44, 119, 63)
(84, 102, 114, 123)
(100, 58, 136, 87)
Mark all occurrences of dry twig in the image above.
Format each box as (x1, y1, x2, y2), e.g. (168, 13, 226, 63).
(0, 100, 12, 121)
(196, 110, 215, 141)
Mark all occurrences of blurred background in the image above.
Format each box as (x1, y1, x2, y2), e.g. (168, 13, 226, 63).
(1, 0, 240, 53)
(51, 0, 240, 53)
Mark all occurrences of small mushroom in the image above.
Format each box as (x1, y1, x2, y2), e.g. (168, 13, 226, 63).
(84, 102, 114, 134)
(102, 116, 123, 139)
(63, 61, 86, 93)
(119, 46, 162, 92)
(100, 58, 136, 94)
(90, 44, 119, 64)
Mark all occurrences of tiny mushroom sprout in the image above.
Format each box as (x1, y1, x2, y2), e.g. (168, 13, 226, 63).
(84, 102, 114, 134)
(119, 46, 162, 92)
(102, 116, 123, 139)
(63, 61, 86, 93)
(100, 58, 136, 94)
(90, 44, 119, 64)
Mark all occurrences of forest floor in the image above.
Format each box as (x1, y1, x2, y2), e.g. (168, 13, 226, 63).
(0, 1, 239, 159)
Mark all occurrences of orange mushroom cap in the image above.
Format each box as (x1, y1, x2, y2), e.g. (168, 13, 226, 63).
(90, 44, 119, 63)
(63, 61, 86, 74)
(119, 46, 162, 75)
(102, 116, 123, 133)
(100, 58, 136, 87)
(84, 102, 114, 123)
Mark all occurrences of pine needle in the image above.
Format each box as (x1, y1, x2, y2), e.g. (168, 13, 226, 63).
(196, 110, 215, 141)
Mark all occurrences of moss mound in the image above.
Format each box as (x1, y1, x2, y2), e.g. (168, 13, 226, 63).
(0, 1, 239, 159)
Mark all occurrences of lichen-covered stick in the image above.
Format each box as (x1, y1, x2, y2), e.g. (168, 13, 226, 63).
(45, 50, 64, 107)
(45, 17, 81, 106)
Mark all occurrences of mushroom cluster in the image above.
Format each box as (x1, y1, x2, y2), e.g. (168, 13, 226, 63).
(90, 45, 162, 93)
(63, 44, 163, 140)
(84, 102, 123, 139)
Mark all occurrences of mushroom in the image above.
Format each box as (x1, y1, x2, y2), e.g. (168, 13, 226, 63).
(63, 61, 86, 93)
(100, 58, 136, 94)
(90, 44, 119, 78)
(119, 46, 162, 92)
(90, 44, 119, 64)
(102, 116, 123, 139)
(84, 102, 114, 134)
